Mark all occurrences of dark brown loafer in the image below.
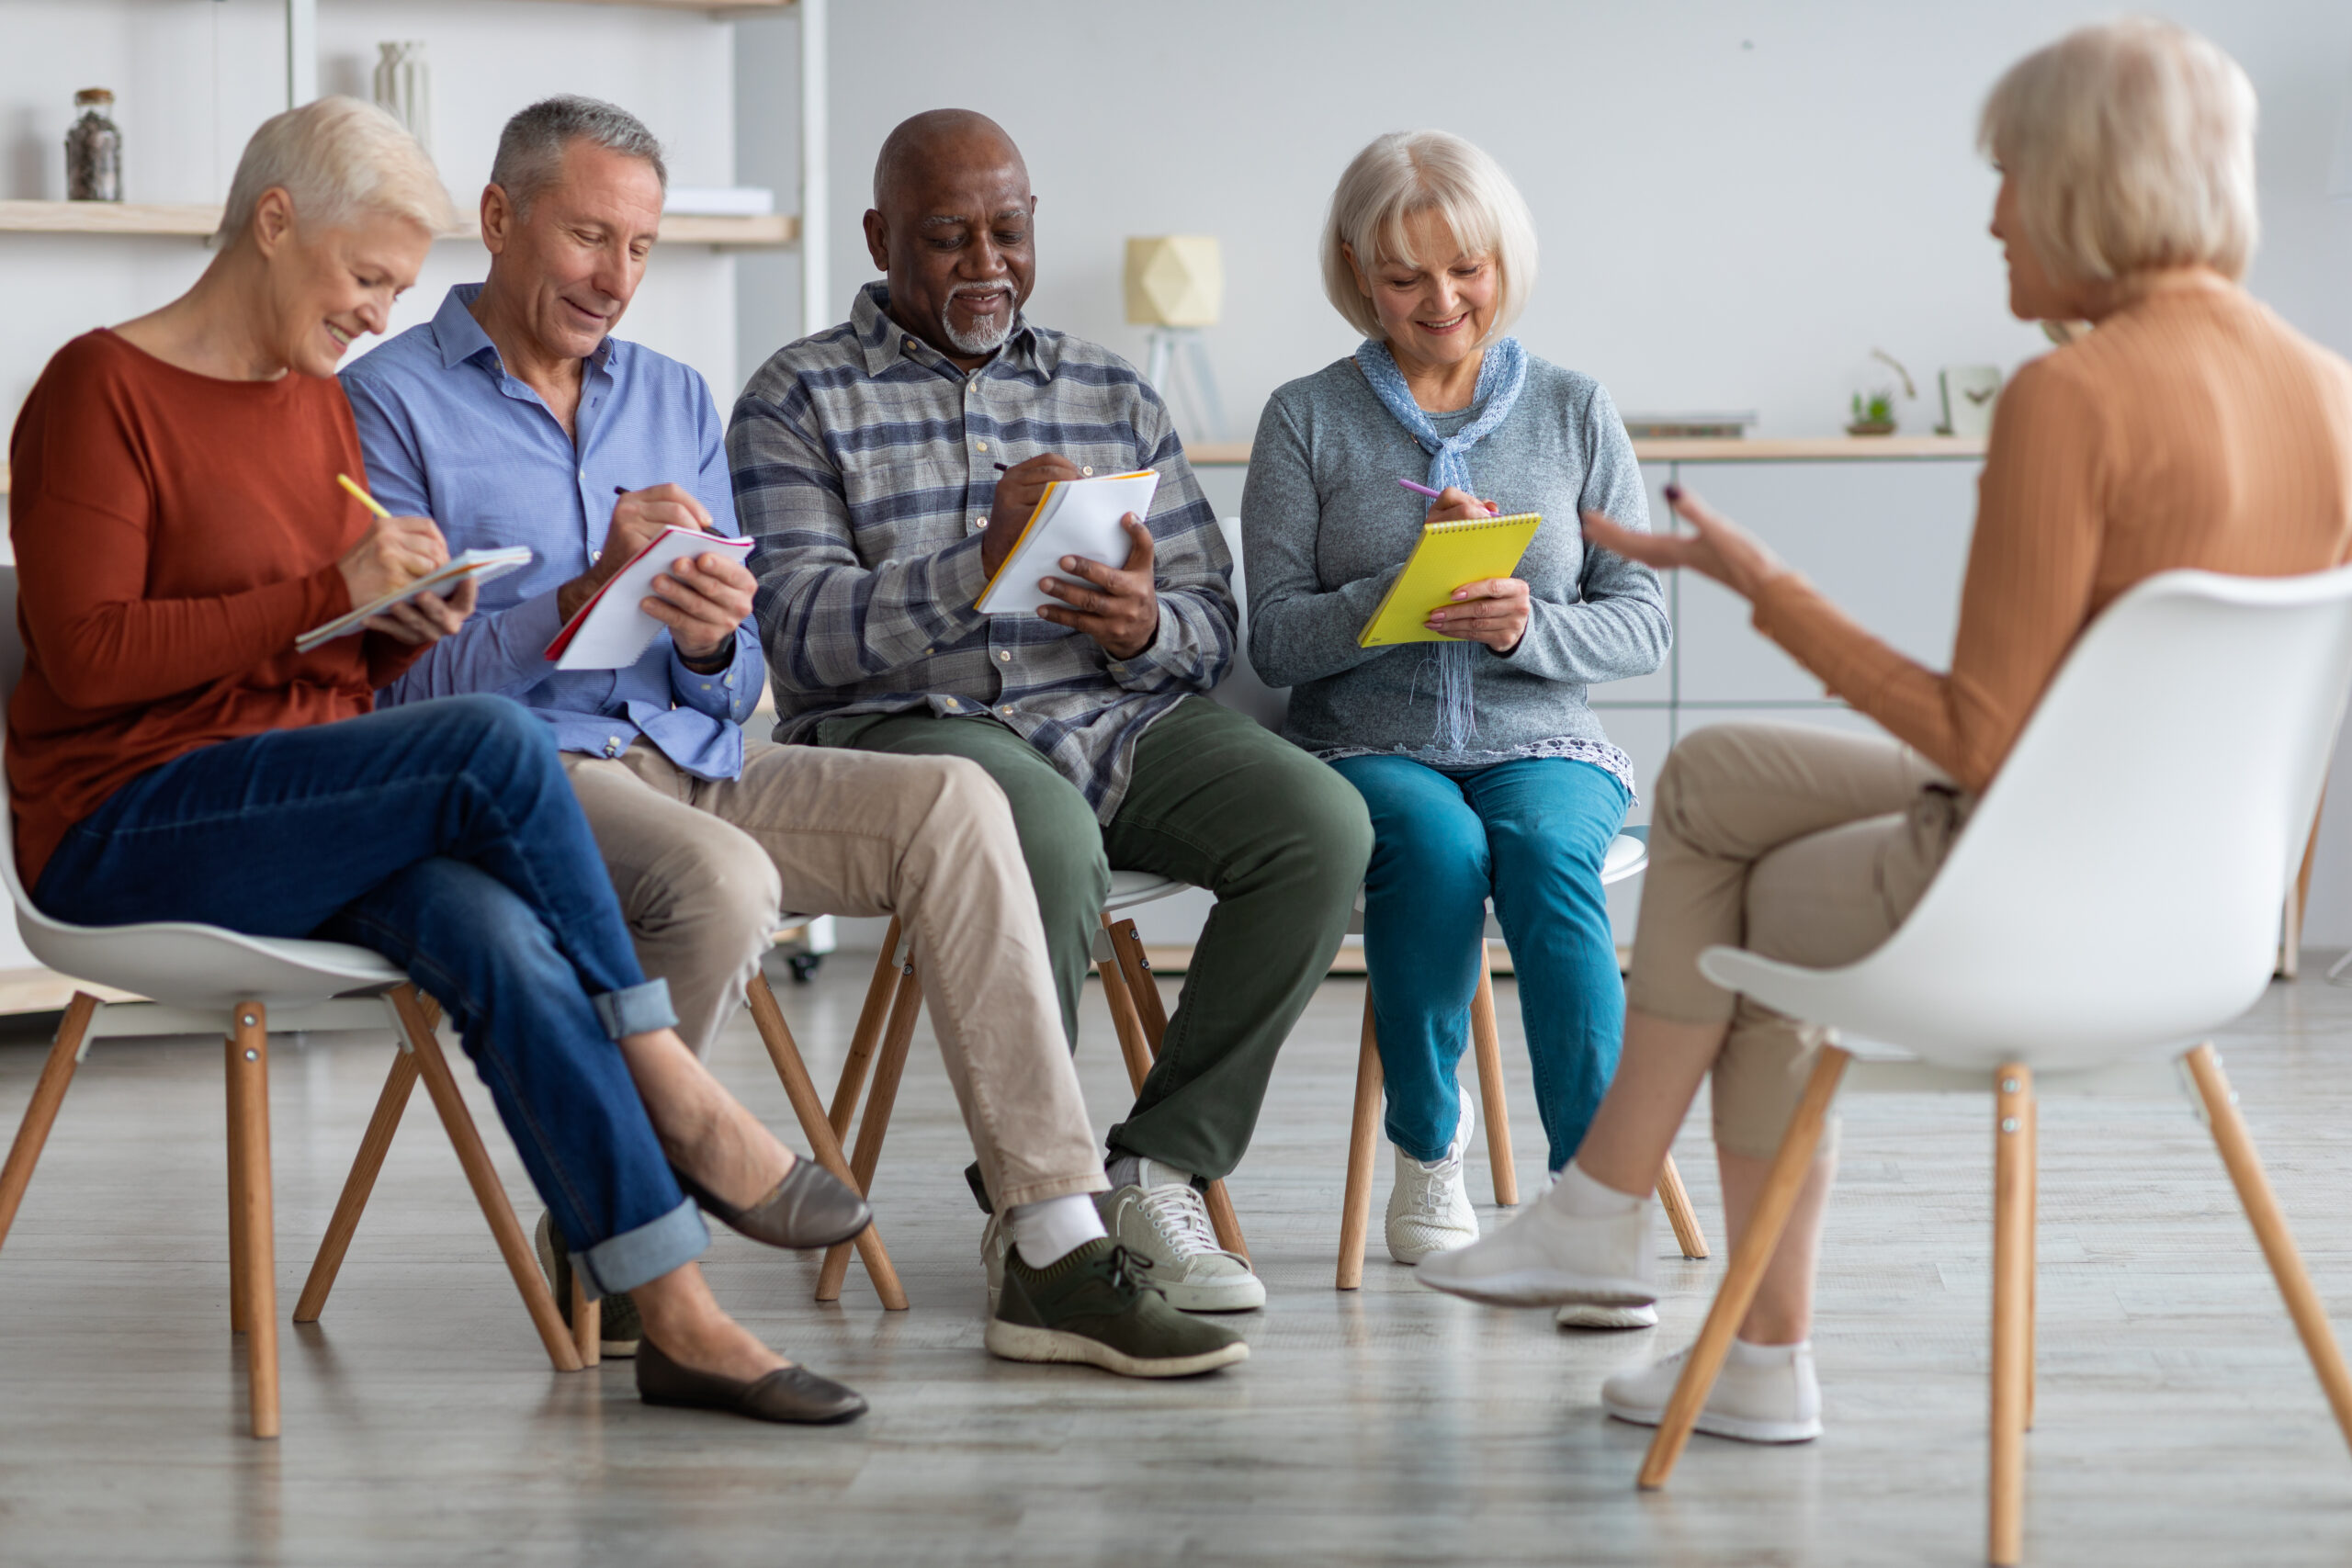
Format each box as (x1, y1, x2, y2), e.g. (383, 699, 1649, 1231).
(674, 1157, 872, 1250)
(637, 1337, 867, 1425)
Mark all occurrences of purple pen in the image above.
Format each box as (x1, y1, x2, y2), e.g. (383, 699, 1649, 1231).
(1397, 477, 1499, 515)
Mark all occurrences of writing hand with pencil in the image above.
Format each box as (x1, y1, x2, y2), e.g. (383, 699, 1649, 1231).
(1414, 482, 1530, 653)
(987, 454, 1159, 658)
(335, 473, 477, 647)
(560, 483, 753, 672)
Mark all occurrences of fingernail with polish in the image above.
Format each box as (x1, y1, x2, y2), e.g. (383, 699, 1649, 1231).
(1664, 483, 1683, 502)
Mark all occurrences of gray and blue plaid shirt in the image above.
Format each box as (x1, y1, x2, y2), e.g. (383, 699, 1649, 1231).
(729, 283, 1236, 820)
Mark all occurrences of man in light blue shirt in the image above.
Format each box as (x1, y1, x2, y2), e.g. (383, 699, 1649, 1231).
(347, 98, 1239, 1384)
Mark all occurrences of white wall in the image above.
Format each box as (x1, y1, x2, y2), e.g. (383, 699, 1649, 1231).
(0, 0, 748, 423)
(754, 0, 2352, 949)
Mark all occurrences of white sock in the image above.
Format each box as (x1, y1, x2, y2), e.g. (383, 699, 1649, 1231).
(1545, 1161, 1643, 1217)
(1106, 1155, 1193, 1191)
(1727, 1337, 1807, 1368)
(1008, 1192, 1106, 1269)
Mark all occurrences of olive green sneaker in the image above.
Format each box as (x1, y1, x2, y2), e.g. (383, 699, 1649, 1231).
(985, 1238, 1250, 1378)
(535, 1210, 643, 1358)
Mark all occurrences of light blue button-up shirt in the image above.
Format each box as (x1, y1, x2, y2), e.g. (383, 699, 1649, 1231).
(344, 283, 762, 779)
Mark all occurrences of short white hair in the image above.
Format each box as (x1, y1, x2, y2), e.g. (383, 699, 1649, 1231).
(216, 96, 454, 247)
(1979, 17, 2257, 284)
(1320, 130, 1538, 344)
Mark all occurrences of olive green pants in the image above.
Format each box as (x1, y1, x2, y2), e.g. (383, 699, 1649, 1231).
(820, 697, 1373, 1180)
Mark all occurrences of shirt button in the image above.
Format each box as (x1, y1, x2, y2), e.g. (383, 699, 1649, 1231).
(924, 647, 936, 656)
(1000, 705, 1014, 717)
(972, 514, 986, 531)
(591, 549, 604, 564)
(1080, 466, 1094, 477)
(997, 649, 1012, 662)
(975, 440, 989, 453)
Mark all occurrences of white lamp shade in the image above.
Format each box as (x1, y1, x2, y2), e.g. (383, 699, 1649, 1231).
(1125, 236, 1223, 327)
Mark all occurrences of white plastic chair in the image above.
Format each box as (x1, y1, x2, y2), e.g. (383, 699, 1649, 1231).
(0, 568, 587, 1439)
(1634, 568, 2352, 1567)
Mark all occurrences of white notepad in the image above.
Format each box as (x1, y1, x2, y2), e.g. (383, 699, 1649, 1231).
(543, 525, 755, 671)
(974, 470, 1161, 615)
(295, 547, 535, 655)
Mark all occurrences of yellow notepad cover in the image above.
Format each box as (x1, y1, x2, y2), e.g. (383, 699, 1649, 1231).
(1357, 513, 1543, 647)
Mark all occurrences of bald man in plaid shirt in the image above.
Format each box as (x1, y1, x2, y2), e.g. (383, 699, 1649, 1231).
(733, 111, 1371, 1313)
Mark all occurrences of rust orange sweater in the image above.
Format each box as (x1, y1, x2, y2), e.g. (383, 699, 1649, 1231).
(1755, 284, 2352, 794)
(6, 330, 427, 887)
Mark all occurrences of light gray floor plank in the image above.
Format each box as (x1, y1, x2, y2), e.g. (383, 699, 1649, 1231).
(4, 954, 2352, 1565)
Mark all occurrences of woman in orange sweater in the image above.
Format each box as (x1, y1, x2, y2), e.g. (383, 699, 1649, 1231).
(10, 98, 869, 1424)
(1418, 18, 2352, 1442)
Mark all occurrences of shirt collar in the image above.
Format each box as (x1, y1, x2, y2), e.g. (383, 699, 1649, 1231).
(852, 280, 1047, 384)
(432, 281, 619, 378)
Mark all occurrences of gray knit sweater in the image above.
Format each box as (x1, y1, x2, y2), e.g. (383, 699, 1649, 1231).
(1240, 353, 1669, 789)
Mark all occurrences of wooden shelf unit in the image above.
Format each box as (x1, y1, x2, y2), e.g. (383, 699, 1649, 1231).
(1186, 434, 1988, 467)
(0, 200, 797, 250)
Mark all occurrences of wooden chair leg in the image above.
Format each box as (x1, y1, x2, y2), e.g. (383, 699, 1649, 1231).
(1102, 917, 1250, 1261)
(1096, 944, 1159, 1095)
(830, 925, 905, 1141)
(1469, 945, 1518, 1206)
(225, 1025, 251, 1335)
(391, 987, 580, 1373)
(816, 967, 920, 1303)
(1657, 1154, 1710, 1260)
(571, 1270, 600, 1368)
(2024, 1086, 2038, 1430)
(1991, 1066, 2034, 1568)
(1338, 987, 1384, 1290)
(2185, 1043, 2352, 1456)
(294, 1049, 420, 1322)
(0, 993, 96, 1256)
(745, 974, 907, 1311)
(226, 1003, 279, 1439)
(1639, 1045, 1849, 1491)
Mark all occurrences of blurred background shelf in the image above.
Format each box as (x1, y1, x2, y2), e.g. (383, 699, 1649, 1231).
(0, 200, 798, 249)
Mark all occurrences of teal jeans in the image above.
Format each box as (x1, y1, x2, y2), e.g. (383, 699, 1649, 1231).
(820, 697, 1371, 1180)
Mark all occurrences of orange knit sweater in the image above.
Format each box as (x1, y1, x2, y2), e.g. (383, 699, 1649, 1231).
(1754, 284, 2352, 794)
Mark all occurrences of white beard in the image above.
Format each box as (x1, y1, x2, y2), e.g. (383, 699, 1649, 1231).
(941, 286, 1016, 355)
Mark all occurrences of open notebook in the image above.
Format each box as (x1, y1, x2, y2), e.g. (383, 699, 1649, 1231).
(975, 470, 1161, 615)
(1357, 513, 1543, 647)
(295, 547, 534, 655)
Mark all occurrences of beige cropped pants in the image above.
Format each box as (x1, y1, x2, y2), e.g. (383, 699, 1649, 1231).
(1623, 723, 1972, 1160)
(560, 739, 1106, 1210)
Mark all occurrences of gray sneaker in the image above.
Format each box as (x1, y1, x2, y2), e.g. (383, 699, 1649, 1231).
(986, 1238, 1249, 1378)
(1097, 1163, 1265, 1313)
(535, 1210, 642, 1358)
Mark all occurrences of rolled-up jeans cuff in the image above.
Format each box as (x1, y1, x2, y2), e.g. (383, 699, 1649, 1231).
(575, 1196, 708, 1299)
(591, 977, 677, 1040)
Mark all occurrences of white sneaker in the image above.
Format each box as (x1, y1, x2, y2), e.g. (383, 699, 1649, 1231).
(1098, 1162, 1266, 1313)
(1556, 1302, 1659, 1330)
(1600, 1341, 1823, 1443)
(1385, 1083, 1479, 1264)
(1414, 1180, 1657, 1308)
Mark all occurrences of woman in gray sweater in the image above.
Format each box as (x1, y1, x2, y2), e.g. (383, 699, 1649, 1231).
(1242, 130, 1669, 1297)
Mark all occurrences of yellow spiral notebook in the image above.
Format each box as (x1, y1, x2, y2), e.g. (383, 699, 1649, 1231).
(1357, 513, 1543, 647)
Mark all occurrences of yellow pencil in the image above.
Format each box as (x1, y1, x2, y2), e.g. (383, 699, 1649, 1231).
(336, 472, 392, 521)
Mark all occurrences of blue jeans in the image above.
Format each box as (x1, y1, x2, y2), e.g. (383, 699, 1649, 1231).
(34, 695, 705, 1296)
(1330, 754, 1630, 1171)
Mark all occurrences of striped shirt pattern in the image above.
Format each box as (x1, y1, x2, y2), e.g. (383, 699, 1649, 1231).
(729, 282, 1236, 820)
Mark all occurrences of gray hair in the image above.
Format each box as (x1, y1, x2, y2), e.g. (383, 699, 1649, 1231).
(1979, 17, 2257, 284)
(1320, 130, 1538, 346)
(489, 96, 667, 218)
(216, 96, 453, 246)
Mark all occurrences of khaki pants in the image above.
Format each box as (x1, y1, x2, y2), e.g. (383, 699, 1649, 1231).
(1625, 723, 1971, 1159)
(560, 739, 1105, 1209)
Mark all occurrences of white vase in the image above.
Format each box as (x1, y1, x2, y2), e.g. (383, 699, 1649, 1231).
(372, 41, 431, 157)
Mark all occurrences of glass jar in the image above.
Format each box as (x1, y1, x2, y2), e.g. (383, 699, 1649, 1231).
(65, 88, 120, 203)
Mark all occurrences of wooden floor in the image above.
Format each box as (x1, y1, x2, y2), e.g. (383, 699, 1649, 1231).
(4, 954, 2352, 1566)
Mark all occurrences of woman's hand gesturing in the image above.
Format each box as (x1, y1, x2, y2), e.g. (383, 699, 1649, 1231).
(1580, 484, 1788, 603)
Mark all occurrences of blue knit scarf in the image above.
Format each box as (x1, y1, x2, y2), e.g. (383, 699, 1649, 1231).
(1353, 334, 1529, 754)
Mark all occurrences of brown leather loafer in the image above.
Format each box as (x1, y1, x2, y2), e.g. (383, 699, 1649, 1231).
(674, 1157, 872, 1250)
(637, 1337, 867, 1425)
